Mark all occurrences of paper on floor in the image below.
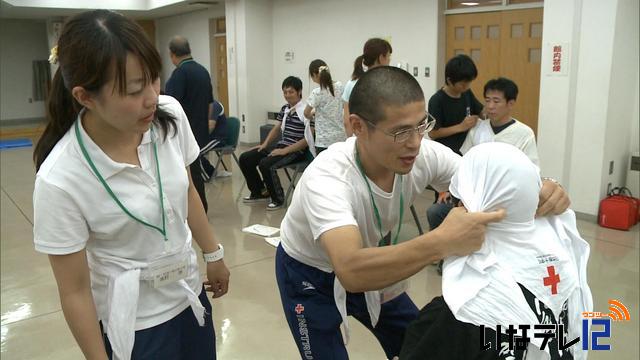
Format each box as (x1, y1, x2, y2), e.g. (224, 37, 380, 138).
(264, 236, 281, 248)
(242, 224, 280, 237)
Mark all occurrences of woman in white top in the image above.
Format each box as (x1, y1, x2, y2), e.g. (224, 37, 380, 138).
(304, 59, 346, 154)
(32, 10, 229, 360)
(342, 38, 393, 136)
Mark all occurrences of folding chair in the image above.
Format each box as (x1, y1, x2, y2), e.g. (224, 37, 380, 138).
(277, 150, 314, 206)
(205, 117, 241, 172)
(410, 204, 424, 235)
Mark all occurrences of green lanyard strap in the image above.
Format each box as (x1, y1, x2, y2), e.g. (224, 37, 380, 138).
(74, 120, 168, 241)
(355, 146, 404, 247)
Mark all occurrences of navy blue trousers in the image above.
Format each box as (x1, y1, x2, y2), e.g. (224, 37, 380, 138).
(103, 287, 216, 360)
(275, 244, 419, 359)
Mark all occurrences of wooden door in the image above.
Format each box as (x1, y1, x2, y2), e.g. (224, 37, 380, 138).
(446, 11, 502, 97)
(499, 9, 543, 134)
(446, 8, 543, 134)
(214, 36, 229, 114)
(136, 20, 155, 47)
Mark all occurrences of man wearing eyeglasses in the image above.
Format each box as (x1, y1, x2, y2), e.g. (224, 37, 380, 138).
(274, 66, 570, 360)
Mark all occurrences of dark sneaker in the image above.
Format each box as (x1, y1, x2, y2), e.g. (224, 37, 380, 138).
(266, 201, 284, 211)
(243, 193, 270, 203)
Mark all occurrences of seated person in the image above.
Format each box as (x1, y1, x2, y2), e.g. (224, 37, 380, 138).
(239, 76, 314, 211)
(427, 77, 540, 268)
(459, 77, 539, 164)
(401, 143, 592, 360)
(200, 100, 230, 180)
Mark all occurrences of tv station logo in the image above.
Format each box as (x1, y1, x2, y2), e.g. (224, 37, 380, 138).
(480, 299, 631, 352)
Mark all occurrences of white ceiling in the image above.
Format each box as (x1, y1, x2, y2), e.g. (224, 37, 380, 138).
(0, 0, 224, 20)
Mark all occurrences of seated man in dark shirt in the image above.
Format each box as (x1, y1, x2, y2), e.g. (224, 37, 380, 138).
(238, 76, 312, 211)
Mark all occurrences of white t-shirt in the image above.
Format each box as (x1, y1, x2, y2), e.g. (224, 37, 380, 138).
(280, 137, 460, 272)
(460, 118, 539, 165)
(341, 79, 358, 104)
(33, 95, 202, 330)
(307, 81, 346, 147)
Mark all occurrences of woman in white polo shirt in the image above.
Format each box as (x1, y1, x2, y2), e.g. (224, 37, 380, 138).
(32, 10, 229, 360)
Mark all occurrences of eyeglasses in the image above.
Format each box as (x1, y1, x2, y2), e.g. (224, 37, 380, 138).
(357, 113, 437, 143)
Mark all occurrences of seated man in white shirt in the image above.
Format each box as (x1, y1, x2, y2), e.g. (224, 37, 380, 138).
(274, 66, 570, 360)
(459, 77, 538, 164)
(401, 143, 592, 360)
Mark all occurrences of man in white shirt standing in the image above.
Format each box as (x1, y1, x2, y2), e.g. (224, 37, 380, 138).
(275, 67, 569, 359)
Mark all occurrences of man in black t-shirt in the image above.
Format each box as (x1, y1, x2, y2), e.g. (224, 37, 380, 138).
(427, 54, 483, 155)
(426, 55, 483, 273)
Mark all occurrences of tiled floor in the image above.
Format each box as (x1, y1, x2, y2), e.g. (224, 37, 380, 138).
(1, 146, 638, 360)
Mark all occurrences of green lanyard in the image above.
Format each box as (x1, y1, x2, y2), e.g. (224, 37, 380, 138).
(74, 120, 168, 242)
(355, 147, 404, 247)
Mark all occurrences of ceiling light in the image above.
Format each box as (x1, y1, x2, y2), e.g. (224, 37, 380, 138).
(461, 2, 480, 5)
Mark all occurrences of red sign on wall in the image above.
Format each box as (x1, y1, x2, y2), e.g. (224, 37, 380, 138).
(552, 45, 562, 73)
(547, 43, 569, 76)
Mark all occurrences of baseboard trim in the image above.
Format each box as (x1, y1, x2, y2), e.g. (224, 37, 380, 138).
(574, 211, 597, 223)
(0, 118, 46, 127)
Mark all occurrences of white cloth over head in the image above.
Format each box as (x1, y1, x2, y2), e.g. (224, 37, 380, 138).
(442, 142, 592, 360)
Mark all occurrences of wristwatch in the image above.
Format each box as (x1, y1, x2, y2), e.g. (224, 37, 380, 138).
(203, 244, 224, 263)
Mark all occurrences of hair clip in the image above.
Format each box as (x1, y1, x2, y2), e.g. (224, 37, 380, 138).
(48, 45, 58, 65)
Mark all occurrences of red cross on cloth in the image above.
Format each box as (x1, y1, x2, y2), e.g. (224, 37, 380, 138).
(543, 265, 561, 295)
(295, 304, 305, 314)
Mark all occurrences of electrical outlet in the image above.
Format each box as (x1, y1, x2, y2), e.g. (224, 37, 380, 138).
(607, 182, 612, 194)
(425, 67, 430, 77)
(609, 161, 614, 175)
(413, 67, 418, 77)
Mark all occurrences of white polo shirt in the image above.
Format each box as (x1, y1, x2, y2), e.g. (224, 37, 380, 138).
(460, 118, 539, 165)
(33, 95, 201, 331)
(280, 136, 460, 272)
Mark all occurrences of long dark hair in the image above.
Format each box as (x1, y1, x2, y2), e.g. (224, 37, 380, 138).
(309, 59, 335, 97)
(351, 38, 393, 80)
(34, 10, 176, 170)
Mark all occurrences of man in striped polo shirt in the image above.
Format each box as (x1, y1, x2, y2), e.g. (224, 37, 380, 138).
(239, 76, 313, 210)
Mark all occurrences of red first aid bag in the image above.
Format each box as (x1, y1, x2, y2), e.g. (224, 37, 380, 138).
(598, 187, 639, 230)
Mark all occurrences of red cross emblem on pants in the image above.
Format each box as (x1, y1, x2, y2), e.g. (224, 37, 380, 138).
(543, 265, 561, 295)
(295, 304, 305, 314)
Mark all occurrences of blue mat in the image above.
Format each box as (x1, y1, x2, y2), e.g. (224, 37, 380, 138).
(0, 138, 32, 150)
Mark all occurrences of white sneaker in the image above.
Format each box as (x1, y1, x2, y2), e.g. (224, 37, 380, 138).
(216, 170, 232, 178)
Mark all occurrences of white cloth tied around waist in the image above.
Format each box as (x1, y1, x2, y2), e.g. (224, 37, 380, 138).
(88, 246, 205, 360)
(333, 277, 408, 345)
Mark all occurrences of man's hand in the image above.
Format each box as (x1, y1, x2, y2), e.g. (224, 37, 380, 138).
(459, 115, 479, 131)
(250, 143, 266, 152)
(204, 260, 230, 299)
(269, 148, 289, 157)
(536, 179, 570, 217)
(434, 207, 506, 257)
